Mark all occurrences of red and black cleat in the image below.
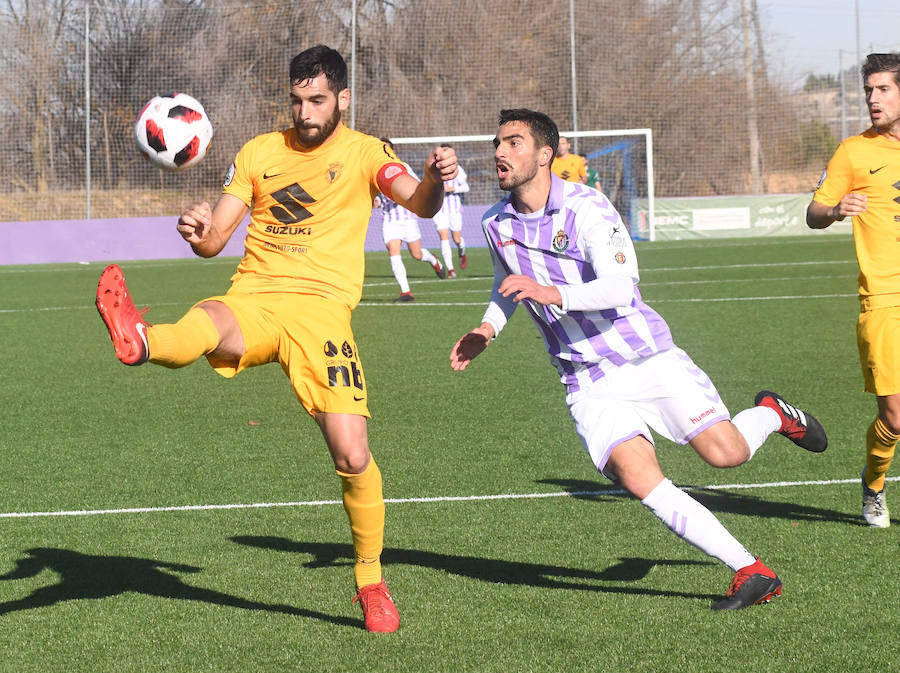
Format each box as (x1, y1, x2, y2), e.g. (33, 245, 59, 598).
(755, 390, 828, 452)
(712, 557, 782, 611)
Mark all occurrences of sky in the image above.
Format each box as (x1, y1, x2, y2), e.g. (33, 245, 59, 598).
(759, 0, 899, 88)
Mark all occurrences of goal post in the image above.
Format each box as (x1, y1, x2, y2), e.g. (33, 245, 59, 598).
(567, 129, 655, 242)
(390, 128, 655, 241)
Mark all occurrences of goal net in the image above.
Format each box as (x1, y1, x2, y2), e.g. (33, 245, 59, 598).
(390, 129, 653, 244)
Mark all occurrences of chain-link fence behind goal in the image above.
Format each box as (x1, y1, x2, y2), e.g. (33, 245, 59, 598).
(0, 0, 874, 232)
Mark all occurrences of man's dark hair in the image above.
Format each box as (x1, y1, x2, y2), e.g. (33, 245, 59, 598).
(498, 109, 559, 156)
(289, 45, 348, 93)
(862, 53, 900, 87)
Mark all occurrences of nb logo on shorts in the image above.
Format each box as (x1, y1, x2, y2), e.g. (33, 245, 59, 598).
(328, 362, 364, 391)
(324, 339, 363, 392)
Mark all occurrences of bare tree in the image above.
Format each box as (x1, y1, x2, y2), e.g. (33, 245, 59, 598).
(0, 0, 74, 192)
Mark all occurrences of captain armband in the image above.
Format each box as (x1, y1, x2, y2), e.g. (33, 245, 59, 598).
(376, 162, 410, 200)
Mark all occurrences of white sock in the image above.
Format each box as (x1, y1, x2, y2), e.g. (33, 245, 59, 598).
(440, 239, 454, 271)
(731, 406, 780, 460)
(457, 236, 466, 254)
(641, 478, 756, 571)
(420, 248, 437, 266)
(389, 255, 410, 293)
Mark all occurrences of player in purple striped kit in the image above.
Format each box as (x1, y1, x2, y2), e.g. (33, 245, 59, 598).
(432, 143, 469, 277)
(450, 109, 828, 610)
(378, 139, 446, 302)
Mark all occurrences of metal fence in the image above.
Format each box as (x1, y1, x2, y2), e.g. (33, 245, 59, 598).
(0, 0, 891, 222)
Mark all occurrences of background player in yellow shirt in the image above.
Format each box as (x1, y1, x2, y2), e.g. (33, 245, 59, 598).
(550, 135, 586, 183)
(95, 45, 458, 631)
(807, 52, 900, 528)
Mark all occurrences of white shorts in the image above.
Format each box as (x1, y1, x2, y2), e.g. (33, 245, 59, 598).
(432, 209, 463, 233)
(382, 218, 422, 246)
(566, 347, 730, 476)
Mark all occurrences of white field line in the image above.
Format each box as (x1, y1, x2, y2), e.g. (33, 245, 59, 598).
(649, 292, 856, 303)
(363, 273, 857, 293)
(0, 258, 858, 313)
(1, 476, 895, 520)
(0, 290, 860, 314)
(0, 259, 239, 274)
(0, 234, 853, 275)
(355, 292, 858, 307)
(0, 301, 199, 314)
(636, 237, 850, 251)
(643, 259, 855, 273)
(0, 256, 855, 276)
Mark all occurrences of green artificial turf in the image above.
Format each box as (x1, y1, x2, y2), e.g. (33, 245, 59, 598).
(0, 234, 896, 672)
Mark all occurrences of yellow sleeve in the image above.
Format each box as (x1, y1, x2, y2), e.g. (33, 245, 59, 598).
(813, 142, 853, 206)
(222, 139, 256, 207)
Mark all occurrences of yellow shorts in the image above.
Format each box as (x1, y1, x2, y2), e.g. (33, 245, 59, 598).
(857, 305, 900, 395)
(197, 292, 369, 418)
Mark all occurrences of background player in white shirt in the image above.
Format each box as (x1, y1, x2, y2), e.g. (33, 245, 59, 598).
(450, 108, 828, 611)
(431, 143, 469, 277)
(378, 139, 446, 302)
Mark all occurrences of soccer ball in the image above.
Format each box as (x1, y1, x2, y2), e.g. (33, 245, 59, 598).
(134, 93, 213, 171)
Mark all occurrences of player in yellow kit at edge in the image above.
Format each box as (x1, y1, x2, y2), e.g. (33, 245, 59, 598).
(95, 45, 458, 632)
(807, 53, 900, 528)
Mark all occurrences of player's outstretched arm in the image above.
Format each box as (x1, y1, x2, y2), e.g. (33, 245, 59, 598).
(450, 323, 495, 372)
(390, 146, 458, 218)
(807, 193, 867, 229)
(178, 193, 249, 258)
(0, 556, 45, 581)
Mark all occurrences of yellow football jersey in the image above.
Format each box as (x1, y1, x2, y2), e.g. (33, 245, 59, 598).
(223, 124, 399, 309)
(551, 153, 586, 182)
(813, 128, 900, 306)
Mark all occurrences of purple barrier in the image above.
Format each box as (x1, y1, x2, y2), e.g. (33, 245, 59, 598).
(0, 205, 489, 265)
(385, 205, 487, 252)
(0, 216, 248, 265)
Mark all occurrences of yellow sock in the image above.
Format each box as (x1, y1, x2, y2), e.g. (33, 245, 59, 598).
(865, 416, 899, 492)
(337, 457, 385, 589)
(146, 307, 220, 369)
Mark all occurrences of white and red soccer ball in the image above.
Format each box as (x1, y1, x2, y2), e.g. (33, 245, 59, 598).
(134, 93, 213, 171)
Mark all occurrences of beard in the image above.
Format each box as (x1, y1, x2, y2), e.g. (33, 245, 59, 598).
(872, 112, 899, 132)
(498, 161, 538, 192)
(294, 104, 341, 148)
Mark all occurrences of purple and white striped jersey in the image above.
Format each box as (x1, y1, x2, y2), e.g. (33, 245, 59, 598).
(438, 165, 469, 219)
(481, 175, 674, 393)
(379, 162, 418, 224)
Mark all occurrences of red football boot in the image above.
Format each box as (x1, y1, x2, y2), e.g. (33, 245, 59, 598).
(352, 579, 399, 633)
(95, 264, 151, 366)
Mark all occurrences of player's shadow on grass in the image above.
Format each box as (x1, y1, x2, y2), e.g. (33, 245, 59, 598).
(535, 478, 630, 503)
(0, 547, 358, 627)
(232, 536, 719, 602)
(539, 478, 865, 526)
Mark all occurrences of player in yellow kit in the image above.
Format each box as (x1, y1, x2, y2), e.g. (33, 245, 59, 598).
(95, 45, 458, 631)
(550, 135, 586, 183)
(807, 52, 900, 528)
